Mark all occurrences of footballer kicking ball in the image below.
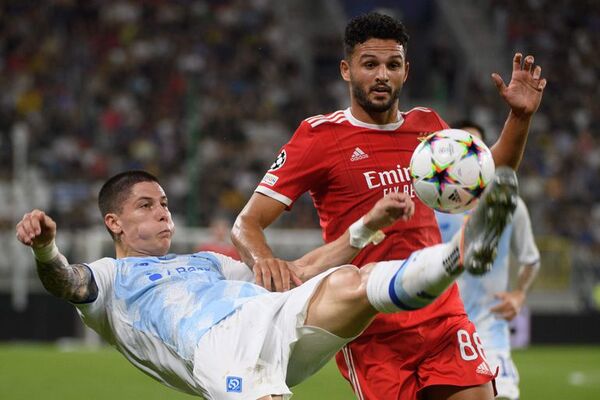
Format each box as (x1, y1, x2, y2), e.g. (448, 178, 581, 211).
(409, 129, 495, 213)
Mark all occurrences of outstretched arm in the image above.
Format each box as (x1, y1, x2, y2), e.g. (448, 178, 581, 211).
(16, 210, 98, 303)
(291, 193, 414, 281)
(490, 53, 547, 169)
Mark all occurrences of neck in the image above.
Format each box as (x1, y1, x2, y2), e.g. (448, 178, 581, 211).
(114, 242, 165, 259)
(350, 102, 400, 125)
(115, 243, 130, 259)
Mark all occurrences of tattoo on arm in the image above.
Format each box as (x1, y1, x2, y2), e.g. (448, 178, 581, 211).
(36, 256, 98, 303)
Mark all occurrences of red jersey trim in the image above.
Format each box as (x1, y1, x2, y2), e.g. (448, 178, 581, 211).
(255, 186, 293, 206)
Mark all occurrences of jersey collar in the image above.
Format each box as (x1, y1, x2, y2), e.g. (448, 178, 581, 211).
(344, 107, 405, 131)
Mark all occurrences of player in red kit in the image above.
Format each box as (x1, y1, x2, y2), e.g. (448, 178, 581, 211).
(232, 12, 546, 400)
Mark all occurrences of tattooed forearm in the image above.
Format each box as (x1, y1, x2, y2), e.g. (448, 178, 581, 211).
(36, 256, 97, 303)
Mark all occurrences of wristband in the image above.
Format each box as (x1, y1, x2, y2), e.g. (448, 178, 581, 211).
(349, 217, 386, 249)
(32, 240, 59, 263)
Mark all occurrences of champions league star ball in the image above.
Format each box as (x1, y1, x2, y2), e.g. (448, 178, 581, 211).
(409, 129, 495, 213)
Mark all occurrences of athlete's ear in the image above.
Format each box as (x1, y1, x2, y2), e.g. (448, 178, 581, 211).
(340, 59, 351, 82)
(105, 213, 122, 236)
(404, 61, 410, 83)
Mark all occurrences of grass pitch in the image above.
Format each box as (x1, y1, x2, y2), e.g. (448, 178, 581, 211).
(0, 344, 599, 399)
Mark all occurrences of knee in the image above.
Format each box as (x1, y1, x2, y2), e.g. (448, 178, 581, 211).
(326, 265, 368, 302)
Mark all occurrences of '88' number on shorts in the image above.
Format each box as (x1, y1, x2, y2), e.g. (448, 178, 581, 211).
(457, 329, 487, 362)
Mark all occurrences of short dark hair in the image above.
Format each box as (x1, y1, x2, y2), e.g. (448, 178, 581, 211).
(98, 171, 159, 238)
(344, 12, 410, 58)
(452, 119, 487, 142)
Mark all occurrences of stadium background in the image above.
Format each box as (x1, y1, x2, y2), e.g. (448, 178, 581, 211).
(0, 0, 599, 398)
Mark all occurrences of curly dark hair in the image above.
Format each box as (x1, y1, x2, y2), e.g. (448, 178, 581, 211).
(344, 12, 410, 58)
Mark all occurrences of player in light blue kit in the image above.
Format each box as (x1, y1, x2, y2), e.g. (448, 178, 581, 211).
(436, 121, 540, 400)
(17, 169, 518, 399)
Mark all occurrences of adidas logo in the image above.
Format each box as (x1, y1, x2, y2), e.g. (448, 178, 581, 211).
(350, 147, 369, 162)
(476, 361, 493, 376)
(448, 189, 462, 203)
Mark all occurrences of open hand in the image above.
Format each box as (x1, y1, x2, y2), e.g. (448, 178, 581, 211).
(492, 53, 547, 118)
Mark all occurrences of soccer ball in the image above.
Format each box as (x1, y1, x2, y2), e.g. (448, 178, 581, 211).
(409, 129, 495, 213)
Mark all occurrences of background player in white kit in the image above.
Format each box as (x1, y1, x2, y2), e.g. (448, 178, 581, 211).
(436, 121, 540, 400)
(16, 169, 519, 399)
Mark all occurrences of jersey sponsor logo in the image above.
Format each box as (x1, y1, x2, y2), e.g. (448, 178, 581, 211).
(269, 150, 287, 171)
(226, 376, 243, 393)
(144, 265, 212, 281)
(350, 147, 369, 162)
(363, 164, 416, 196)
(261, 172, 279, 186)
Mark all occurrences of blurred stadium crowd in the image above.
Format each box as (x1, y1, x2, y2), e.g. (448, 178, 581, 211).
(0, 0, 598, 260)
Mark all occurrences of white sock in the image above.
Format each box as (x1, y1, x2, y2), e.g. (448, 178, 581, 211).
(366, 234, 462, 313)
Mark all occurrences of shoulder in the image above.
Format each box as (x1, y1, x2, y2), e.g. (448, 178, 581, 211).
(190, 251, 224, 267)
(403, 106, 436, 115)
(302, 109, 348, 130)
(401, 107, 447, 129)
(513, 196, 531, 221)
(87, 257, 117, 271)
(191, 251, 219, 260)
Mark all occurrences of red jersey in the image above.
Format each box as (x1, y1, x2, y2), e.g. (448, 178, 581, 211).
(256, 107, 466, 333)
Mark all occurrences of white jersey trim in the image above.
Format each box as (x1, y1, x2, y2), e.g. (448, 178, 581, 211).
(403, 106, 433, 114)
(255, 186, 293, 207)
(343, 108, 404, 131)
(342, 346, 364, 400)
(305, 110, 347, 128)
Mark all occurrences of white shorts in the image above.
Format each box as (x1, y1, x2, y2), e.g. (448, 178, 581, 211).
(485, 349, 520, 400)
(192, 267, 354, 399)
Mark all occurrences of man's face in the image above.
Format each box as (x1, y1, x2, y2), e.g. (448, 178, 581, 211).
(341, 38, 409, 113)
(108, 181, 175, 256)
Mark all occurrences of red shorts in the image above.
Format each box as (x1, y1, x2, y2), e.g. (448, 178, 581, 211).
(335, 314, 495, 400)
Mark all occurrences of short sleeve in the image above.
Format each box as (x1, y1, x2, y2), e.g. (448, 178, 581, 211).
(255, 121, 328, 208)
(73, 257, 116, 333)
(510, 198, 541, 266)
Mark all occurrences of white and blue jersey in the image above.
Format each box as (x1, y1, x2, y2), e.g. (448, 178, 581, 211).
(74, 251, 260, 394)
(435, 197, 540, 352)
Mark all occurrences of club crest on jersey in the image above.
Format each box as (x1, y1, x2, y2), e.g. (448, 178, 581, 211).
(269, 150, 287, 171)
(417, 132, 433, 141)
(226, 376, 243, 393)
